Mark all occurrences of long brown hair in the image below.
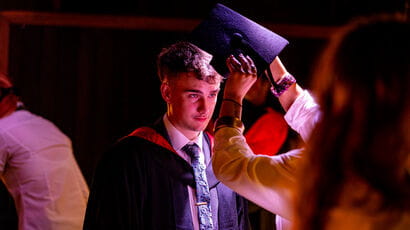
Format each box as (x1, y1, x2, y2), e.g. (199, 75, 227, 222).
(295, 14, 410, 229)
(0, 73, 18, 118)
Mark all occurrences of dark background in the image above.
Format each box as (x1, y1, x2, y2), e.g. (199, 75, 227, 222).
(0, 0, 407, 229)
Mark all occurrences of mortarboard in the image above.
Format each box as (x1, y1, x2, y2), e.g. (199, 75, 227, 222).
(189, 3, 289, 83)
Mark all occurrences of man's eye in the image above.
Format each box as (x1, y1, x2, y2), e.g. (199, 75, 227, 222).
(209, 93, 217, 98)
(188, 94, 199, 99)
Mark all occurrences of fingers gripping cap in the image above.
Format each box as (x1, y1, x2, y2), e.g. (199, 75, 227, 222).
(189, 3, 289, 77)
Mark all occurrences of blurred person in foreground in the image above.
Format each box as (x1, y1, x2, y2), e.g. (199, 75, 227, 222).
(212, 13, 410, 230)
(0, 72, 89, 230)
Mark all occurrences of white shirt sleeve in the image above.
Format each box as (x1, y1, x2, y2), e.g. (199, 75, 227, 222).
(284, 90, 321, 142)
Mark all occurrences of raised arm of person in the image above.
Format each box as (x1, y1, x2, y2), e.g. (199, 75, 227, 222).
(219, 55, 303, 117)
(212, 54, 319, 223)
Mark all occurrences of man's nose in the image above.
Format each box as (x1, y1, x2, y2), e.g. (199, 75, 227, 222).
(197, 98, 209, 114)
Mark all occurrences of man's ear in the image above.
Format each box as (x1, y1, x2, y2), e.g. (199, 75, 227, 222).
(160, 82, 171, 103)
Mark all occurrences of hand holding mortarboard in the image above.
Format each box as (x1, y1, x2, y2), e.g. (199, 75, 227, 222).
(223, 53, 258, 104)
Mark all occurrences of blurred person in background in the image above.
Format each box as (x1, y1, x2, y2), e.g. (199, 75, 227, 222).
(0, 72, 89, 230)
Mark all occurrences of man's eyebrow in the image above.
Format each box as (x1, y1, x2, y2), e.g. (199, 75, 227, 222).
(184, 89, 203, 93)
(184, 88, 220, 94)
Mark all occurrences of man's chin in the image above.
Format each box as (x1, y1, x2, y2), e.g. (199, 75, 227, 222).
(190, 123, 208, 132)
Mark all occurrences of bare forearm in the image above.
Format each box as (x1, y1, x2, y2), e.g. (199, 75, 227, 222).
(269, 57, 303, 111)
(279, 84, 304, 111)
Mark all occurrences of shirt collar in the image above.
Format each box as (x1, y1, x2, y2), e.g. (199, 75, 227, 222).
(163, 114, 203, 152)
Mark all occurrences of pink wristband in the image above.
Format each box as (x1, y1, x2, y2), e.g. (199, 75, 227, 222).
(270, 74, 296, 97)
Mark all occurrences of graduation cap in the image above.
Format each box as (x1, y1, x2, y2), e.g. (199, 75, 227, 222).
(189, 3, 289, 83)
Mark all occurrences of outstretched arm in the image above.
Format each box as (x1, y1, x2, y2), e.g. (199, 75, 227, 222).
(212, 55, 319, 219)
(213, 55, 303, 218)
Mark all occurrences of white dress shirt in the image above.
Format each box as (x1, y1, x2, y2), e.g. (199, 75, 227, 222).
(0, 110, 89, 230)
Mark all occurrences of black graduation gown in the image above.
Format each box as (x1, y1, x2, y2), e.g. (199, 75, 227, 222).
(83, 121, 249, 230)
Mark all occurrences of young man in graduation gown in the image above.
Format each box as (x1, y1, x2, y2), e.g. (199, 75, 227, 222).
(83, 41, 249, 230)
